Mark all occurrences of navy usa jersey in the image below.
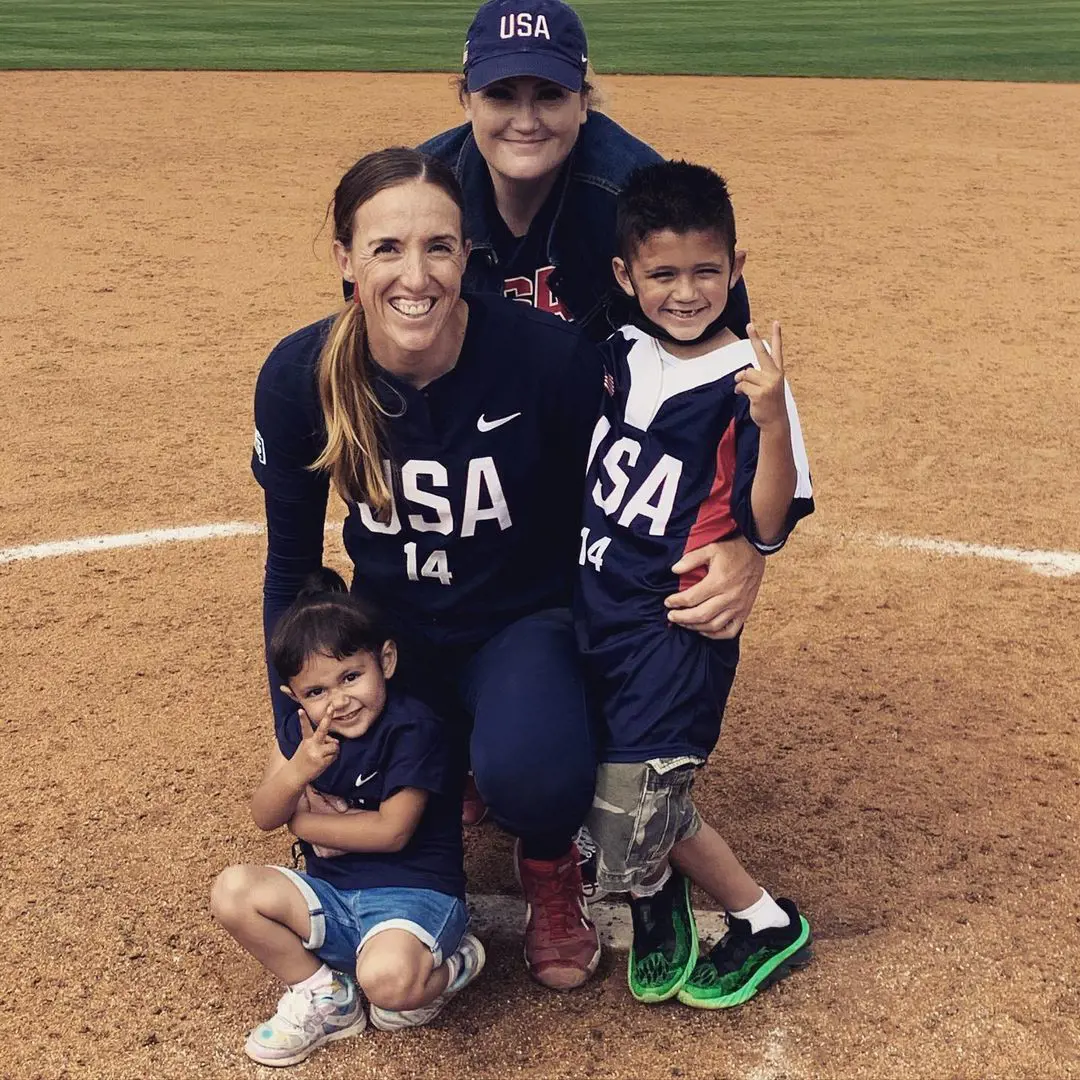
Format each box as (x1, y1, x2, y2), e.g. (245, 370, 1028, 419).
(277, 691, 465, 897)
(254, 293, 603, 719)
(576, 326, 813, 760)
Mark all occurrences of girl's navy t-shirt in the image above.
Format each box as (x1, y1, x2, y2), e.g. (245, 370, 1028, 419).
(277, 690, 465, 898)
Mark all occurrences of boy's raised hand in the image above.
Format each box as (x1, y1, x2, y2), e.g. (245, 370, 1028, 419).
(735, 321, 789, 430)
(292, 707, 339, 783)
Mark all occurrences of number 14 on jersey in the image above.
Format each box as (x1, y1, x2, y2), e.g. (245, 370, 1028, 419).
(578, 527, 611, 572)
(404, 542, 453, 585)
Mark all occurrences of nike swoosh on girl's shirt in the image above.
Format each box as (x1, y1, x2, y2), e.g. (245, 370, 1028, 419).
(477, 412, 522, 432)
(355, 772, 378, 787)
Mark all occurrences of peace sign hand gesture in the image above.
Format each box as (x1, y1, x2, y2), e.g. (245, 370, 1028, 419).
(734, 321, 789, 432)
(291, 707, 340, 784)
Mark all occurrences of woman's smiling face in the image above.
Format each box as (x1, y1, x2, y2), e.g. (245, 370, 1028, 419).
(335, 179, 470, 362)
(464, 76, 588, 185)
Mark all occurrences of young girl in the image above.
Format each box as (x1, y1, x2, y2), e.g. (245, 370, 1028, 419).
(211, 569, 483, 1067)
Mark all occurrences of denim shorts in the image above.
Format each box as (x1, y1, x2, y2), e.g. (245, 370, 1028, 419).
(585, 758, 703, 896)
(272, 866, 469, 971)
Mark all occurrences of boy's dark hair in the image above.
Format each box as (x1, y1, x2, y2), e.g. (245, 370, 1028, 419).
(616, 160, 737, 265)
(269, 567, 390, 683)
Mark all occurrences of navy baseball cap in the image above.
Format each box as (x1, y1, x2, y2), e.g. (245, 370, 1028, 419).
(463, 0, 589, 93)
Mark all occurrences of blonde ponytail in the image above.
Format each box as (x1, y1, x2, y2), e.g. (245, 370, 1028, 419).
(311, 301, 394, 520)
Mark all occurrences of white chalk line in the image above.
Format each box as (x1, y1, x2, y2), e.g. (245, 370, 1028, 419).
(874, 533, 1080, 578)
(2, 520, 1078, 576)
(0, 521, 728, 950)
(0, 521, 264, 564)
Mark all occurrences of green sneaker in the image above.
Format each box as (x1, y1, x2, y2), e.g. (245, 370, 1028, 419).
(627, 870, 698, 1003)
(677, 898, 812, 1010)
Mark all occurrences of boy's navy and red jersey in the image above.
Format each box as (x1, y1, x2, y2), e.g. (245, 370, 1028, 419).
(277, 691, 465, 897)
(576, 326, 814, 762)
(253, 293, 603, 720)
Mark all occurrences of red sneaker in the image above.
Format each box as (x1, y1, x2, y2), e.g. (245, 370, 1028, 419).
(462, 773, 488, 826)
(514, 841, 601, 990)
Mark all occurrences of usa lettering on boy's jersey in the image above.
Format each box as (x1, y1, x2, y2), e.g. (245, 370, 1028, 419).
(253, 293, 603, 652)
(577, 326, 813, 641)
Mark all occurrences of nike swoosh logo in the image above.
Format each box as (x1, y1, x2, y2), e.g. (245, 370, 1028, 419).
(477, 412, 521, 433)
(354, 771, 378, 787)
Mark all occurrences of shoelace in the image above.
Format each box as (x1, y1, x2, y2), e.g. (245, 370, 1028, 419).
(574, 830, 600, 898)
(275, 988, 318, 1032)
(573, 826, 598, 863)
(275, 986, 339, 1033)
(528, 857, 583, 933)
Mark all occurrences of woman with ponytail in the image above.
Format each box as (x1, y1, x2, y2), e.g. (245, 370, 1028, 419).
(253, 147, 607, 992)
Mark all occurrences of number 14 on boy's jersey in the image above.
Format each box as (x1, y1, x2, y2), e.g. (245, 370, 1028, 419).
(578, 527, 611, 572)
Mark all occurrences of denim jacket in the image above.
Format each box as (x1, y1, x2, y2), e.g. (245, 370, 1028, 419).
(419, 111, 664, 342)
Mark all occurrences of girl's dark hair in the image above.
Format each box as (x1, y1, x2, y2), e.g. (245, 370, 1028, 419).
(616, 160, 737, 265)
(312, 148, 466, 519)
(269, 568, 390, 684)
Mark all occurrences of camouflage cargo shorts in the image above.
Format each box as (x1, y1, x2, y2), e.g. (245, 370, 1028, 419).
(583, 758, 704, 897)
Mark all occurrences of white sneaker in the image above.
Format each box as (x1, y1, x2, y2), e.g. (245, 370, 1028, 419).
(244, 973, 366, 1066)
(573, 824, 605, 899)
(368, 934, 486, 1032)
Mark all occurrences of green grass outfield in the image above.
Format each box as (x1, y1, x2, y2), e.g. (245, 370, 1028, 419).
(1, 0, 1079, 80)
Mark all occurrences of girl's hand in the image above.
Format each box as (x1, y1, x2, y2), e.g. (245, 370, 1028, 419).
(303, 785, 353, 858)
(734, 321, 789, 431)
(291, 708, 339, 783)
(305, 786, 351, 815)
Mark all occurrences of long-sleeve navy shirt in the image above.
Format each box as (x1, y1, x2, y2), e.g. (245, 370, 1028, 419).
(252, 293, 604, 721)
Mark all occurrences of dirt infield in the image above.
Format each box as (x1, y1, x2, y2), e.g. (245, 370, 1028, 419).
(1, 72, 1078, 1080)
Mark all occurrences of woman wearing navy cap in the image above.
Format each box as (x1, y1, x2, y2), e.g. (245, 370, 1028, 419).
(420, 0, 770, 809)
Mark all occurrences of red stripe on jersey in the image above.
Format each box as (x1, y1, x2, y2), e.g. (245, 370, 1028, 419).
(678, 418, 738, 590)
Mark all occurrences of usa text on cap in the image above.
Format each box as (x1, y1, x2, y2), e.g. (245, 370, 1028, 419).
(463, 0, 589, 93)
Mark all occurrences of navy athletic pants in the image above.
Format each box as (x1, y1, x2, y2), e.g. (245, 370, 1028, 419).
(393, 608, 597, 856)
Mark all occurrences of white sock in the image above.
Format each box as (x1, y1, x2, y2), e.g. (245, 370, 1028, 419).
(290, 964, 334, 994)
(730, 890, 790, 934)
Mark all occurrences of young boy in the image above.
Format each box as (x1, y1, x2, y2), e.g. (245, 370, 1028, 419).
(576, 161, 814, 1008)
(211, 570, 483, 1066)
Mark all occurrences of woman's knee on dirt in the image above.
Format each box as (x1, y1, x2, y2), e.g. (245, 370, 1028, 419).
(355, 929, 438, 1011)
(472, 740, 595, 839)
